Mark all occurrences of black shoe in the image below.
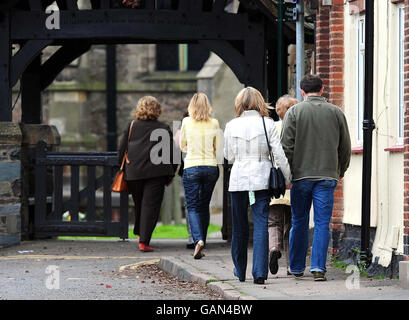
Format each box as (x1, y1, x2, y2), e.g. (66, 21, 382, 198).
(312, 271, 327, 281)
(186, 243, 195, 249)
(253, 278, 265, 285)
(234, 268, 245, 282)
(269, 248, 282, 275)
(292, 272, 304, 278)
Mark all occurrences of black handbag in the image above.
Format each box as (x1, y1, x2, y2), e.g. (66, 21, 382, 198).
(262, 117, 286, 199)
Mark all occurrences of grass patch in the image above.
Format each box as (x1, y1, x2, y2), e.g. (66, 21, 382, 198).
(205, 279, 219, 284)
(57, 223, 221, 240)
(330, 256, 368, 277)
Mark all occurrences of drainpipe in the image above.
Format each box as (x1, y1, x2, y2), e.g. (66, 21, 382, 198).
(360, 0, 375, 268)
(296, 0, 305, 101)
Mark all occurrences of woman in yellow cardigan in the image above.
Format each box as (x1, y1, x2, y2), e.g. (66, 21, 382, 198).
(180, 93, 220, 259)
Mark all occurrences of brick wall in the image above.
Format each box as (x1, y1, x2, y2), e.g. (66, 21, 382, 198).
(404, 0, 409, 260)
(316, 0, 346, 254)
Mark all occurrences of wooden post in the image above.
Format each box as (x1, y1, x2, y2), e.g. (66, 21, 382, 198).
(0, 11, 12, 121)
(106, 45, 117, 151)
(21, 55, 42, 123)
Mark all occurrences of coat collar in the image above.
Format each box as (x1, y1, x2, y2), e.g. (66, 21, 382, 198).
(240, 110, 261, 117)
(305, 95, 327, 102)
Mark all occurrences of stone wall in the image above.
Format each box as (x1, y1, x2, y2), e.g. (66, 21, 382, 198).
(0, 122, 22, 248)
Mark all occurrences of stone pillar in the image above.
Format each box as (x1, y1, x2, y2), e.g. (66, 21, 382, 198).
(0, 122, 22, 248)
(19, 124, 60, 240)
(399, 260, 409, 289)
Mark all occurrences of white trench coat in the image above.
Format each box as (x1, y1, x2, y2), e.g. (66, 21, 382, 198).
(224, 110, 291, 192)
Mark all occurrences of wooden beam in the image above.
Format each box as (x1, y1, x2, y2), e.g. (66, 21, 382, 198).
(0, 11, 12, 121)
(40, 42, 91, 90)
(244, 18, 266, 94)
(178, 0, 189, 11)
(10, 40, 52, 87)
(56, 0, 79, 10)
(199, 39, 247, 84)
(21, 55, 42, 123)
(106, 44, 117, 152)
(10, 10, 247, 41)
(28, 0, 42, 10)
(213, 0, 226, 13)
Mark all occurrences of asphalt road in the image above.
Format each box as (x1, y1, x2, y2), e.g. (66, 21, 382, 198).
(0, 239, 222, 300)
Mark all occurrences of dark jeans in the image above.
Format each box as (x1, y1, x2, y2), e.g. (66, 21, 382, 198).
(182, 166, 219, 245)
(127, 176, 168, 246)
(230, 190, 270, 281)
(289, 179, 338, 274)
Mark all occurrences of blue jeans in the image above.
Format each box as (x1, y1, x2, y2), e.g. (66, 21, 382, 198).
(182, 166, 219, 245)
(230, 190, 270, 281)
(289, 179, 338, 274)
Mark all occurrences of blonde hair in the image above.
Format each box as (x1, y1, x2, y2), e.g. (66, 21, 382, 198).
(276, 95, 299, 111)
(133, 96, 161, 120)
(187, 93, 212, 121)
(234, 87, 270, 117)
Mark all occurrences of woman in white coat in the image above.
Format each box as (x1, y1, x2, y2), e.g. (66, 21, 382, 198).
(224, 87, 291, 284)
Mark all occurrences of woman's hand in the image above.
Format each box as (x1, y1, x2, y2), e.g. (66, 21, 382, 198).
(166, 177, 174, 186)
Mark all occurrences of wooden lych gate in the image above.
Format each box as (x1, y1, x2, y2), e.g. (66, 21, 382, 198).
(0, 0, 313, 239)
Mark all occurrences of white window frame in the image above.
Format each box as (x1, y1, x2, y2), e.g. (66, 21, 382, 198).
(357, 17, 365, 143)
(397, 5, 405, 145)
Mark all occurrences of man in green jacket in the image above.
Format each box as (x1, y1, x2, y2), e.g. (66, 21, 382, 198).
(281, 74, 351, 281)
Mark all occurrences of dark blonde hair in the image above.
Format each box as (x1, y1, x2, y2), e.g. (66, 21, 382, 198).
(234, 87, 270, 117)
(187, 93, 212, 121)
(276, 95, 299, 111)
(133, 96, 162, 120)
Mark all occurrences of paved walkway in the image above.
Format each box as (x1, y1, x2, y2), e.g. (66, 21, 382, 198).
(159, 238, 409, 300)
(1, 235, 408, 300)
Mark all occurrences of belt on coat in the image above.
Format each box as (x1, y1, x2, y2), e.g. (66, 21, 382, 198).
(235, 155, 270, 162)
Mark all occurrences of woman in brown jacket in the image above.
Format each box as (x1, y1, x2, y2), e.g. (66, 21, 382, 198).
(118, 96, 177, 252)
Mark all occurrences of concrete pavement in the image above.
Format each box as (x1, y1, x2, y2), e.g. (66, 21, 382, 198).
(158, 237, 409, 300)
(0, 211, 408, 300)
(1, 236, 408, 300)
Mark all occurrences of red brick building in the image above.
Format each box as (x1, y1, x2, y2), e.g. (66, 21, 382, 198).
(314, 0, 409, 269)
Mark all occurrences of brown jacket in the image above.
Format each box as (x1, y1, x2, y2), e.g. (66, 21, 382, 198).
(118, 119, 177, 181)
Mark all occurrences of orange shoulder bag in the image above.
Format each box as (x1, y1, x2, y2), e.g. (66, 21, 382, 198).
(112, 120, 134, 193)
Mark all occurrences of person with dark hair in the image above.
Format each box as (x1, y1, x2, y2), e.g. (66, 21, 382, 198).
(281, 75, 351, 281)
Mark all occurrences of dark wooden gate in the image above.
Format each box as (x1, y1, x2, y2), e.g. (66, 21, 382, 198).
(34, 140, 129, 239)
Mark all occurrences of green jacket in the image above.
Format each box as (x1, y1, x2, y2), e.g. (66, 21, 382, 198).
(281, 96, 351, 181)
